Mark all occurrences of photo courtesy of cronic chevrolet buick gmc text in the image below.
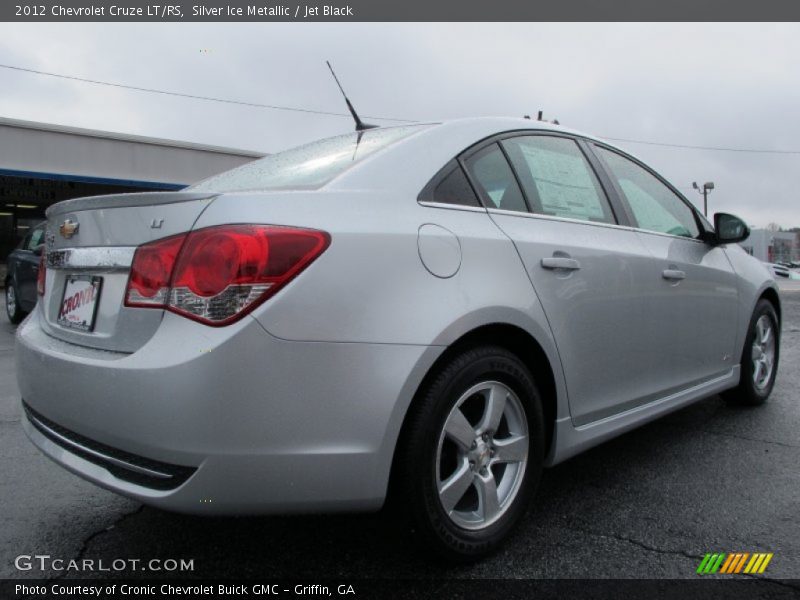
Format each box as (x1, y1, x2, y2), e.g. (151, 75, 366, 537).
(15, 118, 780, 560)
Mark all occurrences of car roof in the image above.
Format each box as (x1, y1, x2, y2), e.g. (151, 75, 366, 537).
(435, 116, 604, 142)
(326, 117, 623, 195)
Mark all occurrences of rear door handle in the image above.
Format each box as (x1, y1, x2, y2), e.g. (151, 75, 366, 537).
(541, 257, 581, 271)
(662, 269, 686, 281)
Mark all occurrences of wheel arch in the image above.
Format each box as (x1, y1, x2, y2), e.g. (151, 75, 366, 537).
(759, 286, 781, 324)
(386, 322, 559, 503)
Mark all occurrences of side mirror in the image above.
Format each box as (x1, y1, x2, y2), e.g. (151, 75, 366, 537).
(33, 244, 45, 256)
(713, 213, 750, 245)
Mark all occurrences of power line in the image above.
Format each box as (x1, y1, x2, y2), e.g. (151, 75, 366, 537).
(601, 136, 800, 155)
(3, 62, 800, 154)
(0, 63, 417, 123)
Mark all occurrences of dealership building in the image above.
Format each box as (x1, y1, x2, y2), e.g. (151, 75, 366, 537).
(740, 228, 798, 264)
(0, 116, 263, 279)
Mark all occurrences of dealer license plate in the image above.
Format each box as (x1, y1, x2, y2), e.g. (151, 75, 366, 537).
(57, 275, 103, 332)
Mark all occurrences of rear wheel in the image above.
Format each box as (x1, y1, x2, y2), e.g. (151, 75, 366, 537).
(397, 346, 544, 561)
(723, 299, 780, 406)
(5, 282, 25, 324)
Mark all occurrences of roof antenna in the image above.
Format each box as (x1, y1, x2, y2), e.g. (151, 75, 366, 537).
(326, 61, 377, 132)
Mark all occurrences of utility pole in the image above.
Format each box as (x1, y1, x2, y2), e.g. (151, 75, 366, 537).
(692, 181, 715, 216)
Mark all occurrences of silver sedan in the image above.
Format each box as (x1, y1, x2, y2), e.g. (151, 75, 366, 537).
(16, 118, 780, 560)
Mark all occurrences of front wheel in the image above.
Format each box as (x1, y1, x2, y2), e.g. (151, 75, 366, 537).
(723, 299, 780, 406)
(5, 283, 25, 324)
(396, 346, 544, 561)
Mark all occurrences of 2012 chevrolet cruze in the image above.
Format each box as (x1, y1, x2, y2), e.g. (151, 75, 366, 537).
(16, 118, 781, 560)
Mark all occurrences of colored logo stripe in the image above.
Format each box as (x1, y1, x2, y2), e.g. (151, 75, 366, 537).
(698, 552, 773, 574)
(697, 553, 726, 574)
(719, 553, 736, 573)
(720, 553, 748, 574)
(744, 553, 774, 574)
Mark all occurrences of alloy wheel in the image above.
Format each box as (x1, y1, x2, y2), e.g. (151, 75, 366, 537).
(6, 286, 16, 318)
(435, 381, 529, 530)
(751, 314, 776, 391)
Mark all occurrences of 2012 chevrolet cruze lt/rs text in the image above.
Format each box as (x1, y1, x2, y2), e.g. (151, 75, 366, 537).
(16, 118, 780, 559)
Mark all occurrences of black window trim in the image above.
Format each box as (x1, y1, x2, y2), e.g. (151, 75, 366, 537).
(458, 129, 626, 227)
(497, 140, 537, 214)
(19, 231, 33, 252)
(462, 141, 530, 214)
(500, 135, 619, 225)
(586, 141, 712, 243)
(417, 127, 712, 242)
(417, 159, 487, 212)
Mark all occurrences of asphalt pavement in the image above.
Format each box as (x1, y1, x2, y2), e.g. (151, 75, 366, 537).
(1, 289, 798, 586)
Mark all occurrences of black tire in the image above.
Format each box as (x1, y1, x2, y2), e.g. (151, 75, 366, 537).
(396, 345, 544, 562)
(722, 299, 780, 407)
(5, 282, 25, 325)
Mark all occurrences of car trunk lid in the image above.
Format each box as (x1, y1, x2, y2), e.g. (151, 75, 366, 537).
(40, 191, 217, 353)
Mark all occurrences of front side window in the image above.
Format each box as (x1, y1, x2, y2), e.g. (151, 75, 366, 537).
(502, 136, 615, 224)
(189, 124, 430, 193)
(464, 143, 527, 213)
(595, 146, 700, 238)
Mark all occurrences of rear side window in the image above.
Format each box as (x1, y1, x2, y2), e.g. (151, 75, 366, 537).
(189, 124, 430, 193)
(464, 144, 527, 213)
(595, 146, 700, 239)
(27, 227, 44, 250)
(502, 136, 615, 224)
(430, 164, 481, 207)
(18, 233, 31, 251)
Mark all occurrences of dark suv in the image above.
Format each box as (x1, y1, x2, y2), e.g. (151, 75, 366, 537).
(5, 222, 45, 324)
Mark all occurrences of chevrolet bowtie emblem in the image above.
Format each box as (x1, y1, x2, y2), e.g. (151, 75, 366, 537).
(59, 219, 79, 239)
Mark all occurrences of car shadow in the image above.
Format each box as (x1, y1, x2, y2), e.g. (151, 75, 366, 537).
(62, 394, 742, 580)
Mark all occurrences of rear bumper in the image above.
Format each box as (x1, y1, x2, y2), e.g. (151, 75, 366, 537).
(16, 308, 439, 514)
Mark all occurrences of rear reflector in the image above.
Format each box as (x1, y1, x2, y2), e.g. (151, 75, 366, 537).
(125, 225, 330, 326)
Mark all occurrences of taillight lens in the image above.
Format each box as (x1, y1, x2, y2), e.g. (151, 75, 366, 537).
(125, 225, 330, 326)
(37, 254, 46, 296)
(126, 234, 187, 306)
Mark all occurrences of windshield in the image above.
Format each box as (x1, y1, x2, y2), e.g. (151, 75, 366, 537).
(189, 124, 430, 193)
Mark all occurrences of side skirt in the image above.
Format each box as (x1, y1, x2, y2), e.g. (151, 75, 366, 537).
(545, 367, 740, 467)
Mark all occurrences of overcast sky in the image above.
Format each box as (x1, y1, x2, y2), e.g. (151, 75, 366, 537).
(0, 23, 798, 228)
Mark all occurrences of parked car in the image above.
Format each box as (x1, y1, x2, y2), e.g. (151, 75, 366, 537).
(766, 262, 791, 278)
(16, 119, 780, 560)
(5, 222, 45, 324)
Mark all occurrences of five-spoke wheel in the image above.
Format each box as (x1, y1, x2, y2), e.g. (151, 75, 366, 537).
(724, 298, 780, 406)
(397, 346, 544, 561)
(5, 283, 25, 324)
(751, 314, 776, 391)
(437, 381, 528, 530)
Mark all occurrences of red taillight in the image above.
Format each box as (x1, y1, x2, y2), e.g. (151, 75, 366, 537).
(126, 234, 187, 306)
(36, 254, 46, 296)
(125, 225, 330, 326)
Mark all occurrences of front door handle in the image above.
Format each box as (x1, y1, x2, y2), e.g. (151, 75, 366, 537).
(541, 257, 581, 271)
(662, 269, 686, 281)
